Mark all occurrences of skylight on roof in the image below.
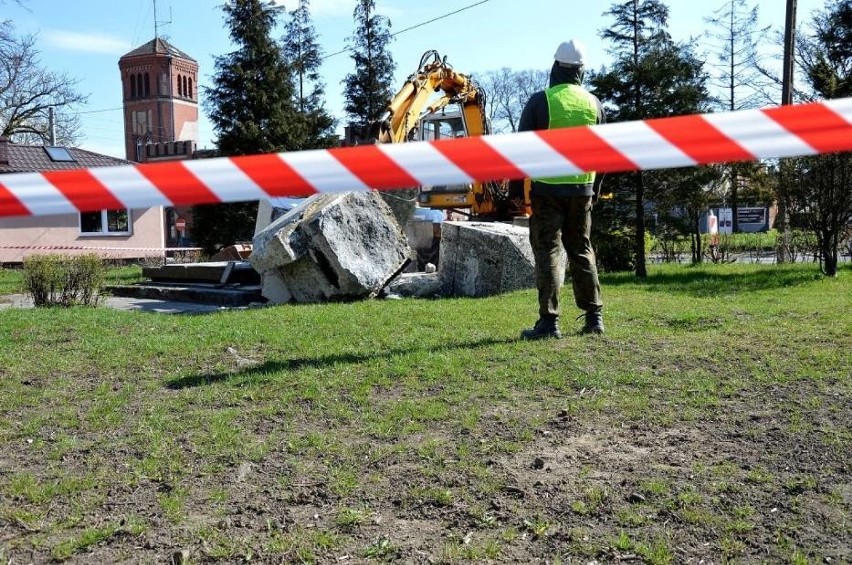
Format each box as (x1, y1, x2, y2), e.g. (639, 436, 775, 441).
(44, 146, 75, 162)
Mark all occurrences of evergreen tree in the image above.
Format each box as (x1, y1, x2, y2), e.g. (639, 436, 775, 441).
(705, 0, 774, 232)
(590, 0, 711, 275)
(341, 0, 412, 224)
(195, 0, 303, 255)
(342, 0, 396, 138)
(797, 0, 851, 100)
(207, 0, 302, 155)
(282, 0, 336, 149)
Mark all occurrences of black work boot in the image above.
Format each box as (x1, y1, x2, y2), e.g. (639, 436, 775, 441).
(581, 310, 604, 334)
(520, 316, 562, 340)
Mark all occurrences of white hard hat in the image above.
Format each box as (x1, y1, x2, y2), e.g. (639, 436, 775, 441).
(554, 39, 587, 66)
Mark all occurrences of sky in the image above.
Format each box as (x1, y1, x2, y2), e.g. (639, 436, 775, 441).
(3, 0, 826, 159)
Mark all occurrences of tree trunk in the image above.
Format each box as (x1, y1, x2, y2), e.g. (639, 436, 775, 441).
(694, 217, 702, 264)
(820, 230, 839, 276)
(823, 250, 838, 277)
(635, 172, 647, 278)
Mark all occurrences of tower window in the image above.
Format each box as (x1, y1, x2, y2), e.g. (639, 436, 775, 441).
(177, 74, 183, 97)
(144, 73, 150, 97)
(183, 76, 189, 98)
(136, 73, 143, 98)
(130, 74, 137, 98)
(188, 77, 193, 100)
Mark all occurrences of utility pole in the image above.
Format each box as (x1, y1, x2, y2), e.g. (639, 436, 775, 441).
(777, 0, 797, 263)
(781, 0, 796, 105)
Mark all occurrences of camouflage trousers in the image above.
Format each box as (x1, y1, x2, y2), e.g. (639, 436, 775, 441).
(529, 195, 603, 318)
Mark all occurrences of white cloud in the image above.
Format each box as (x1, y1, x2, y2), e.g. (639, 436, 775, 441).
(43, 30, 130, 55)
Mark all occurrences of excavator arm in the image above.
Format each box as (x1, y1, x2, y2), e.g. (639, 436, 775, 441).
(377, 50, 487, 143)
(373, 50, 528, 219)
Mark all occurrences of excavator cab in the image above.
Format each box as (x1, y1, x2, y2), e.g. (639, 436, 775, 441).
(417, 110, 476, 211)
(418, 112, 467, 141)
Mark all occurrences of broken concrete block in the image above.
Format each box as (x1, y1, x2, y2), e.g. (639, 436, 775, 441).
(260, 270, 293, 304)
(438, 221, 536, 297)
(386, 271, 442, 298)
(250, 202, 314, 273)
(250, 192, 410, 303)
(254, 197, 306, 235)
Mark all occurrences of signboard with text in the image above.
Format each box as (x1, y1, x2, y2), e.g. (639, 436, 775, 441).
(737, 207, 767, 225)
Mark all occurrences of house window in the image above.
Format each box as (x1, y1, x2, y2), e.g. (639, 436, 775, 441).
(44, 146, 75, 162)
(80, 209, 131, 235)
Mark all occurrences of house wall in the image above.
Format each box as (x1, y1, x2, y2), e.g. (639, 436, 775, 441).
(0, 207, 165, 264)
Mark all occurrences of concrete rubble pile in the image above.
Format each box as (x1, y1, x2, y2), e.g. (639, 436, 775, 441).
(250, 192, 410, 304)
(251, 192, 541, 304)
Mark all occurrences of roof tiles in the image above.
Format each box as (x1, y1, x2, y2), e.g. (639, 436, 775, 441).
(120, 37, 195, 61)
(0, 142, 130, 174)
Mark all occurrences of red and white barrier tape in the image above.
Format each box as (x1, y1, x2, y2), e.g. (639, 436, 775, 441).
(1, 98, 850, 219)
(0, 245, 201, 252)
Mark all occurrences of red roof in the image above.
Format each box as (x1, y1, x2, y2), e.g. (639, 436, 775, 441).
(120, 38, 195, 62)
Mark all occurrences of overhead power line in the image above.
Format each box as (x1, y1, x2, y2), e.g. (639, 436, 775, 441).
(79, 107, 124, 115)
(321, 0, 494, 61)
(391, 0, 493, 38)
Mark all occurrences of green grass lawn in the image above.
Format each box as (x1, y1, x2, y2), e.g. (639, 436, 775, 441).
(0, 262, 849, 563)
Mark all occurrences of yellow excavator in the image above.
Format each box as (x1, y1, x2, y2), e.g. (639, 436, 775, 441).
(372, 50, 529, 220)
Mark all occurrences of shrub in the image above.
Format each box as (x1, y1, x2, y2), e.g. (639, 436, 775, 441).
(594, 229, 636, 272)
(651, 229, 690, 263)
(23, 254, 106, 307)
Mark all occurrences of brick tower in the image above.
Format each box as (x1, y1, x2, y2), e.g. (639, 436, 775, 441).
(119, 38, 200, 247)
(118, 38, 199, 163)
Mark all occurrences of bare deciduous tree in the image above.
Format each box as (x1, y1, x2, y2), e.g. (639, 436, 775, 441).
(478, 67, 546, 133)
(0, 20, 87, 145)
(478, 67, 512, 134)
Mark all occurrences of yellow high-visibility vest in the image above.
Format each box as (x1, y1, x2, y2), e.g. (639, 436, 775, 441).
(536, 84, 598, 185)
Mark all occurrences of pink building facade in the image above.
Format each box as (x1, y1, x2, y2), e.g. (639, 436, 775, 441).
(0, 139, 166, 264)
(0, 209, 165, 264)
(0, 37, 201, 264)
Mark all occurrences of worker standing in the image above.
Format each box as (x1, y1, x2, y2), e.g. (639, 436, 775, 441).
(512, 39, 607, 339)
